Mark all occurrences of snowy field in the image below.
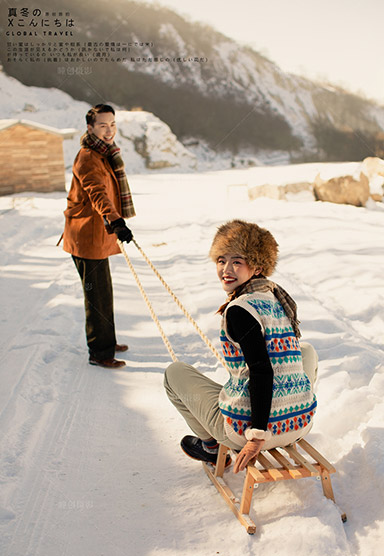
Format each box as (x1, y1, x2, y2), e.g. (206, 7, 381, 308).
(0, 164, 383, 556)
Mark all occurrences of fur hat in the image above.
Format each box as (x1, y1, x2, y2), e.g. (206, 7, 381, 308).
(209, 219, 278, 277)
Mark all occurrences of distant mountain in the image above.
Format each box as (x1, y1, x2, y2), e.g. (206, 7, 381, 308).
(2, 0, 384, 162)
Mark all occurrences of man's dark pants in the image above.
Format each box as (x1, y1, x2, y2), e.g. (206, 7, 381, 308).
(72, 256, 116, 360)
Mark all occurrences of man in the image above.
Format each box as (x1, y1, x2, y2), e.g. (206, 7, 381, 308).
(62, 104, 135, 368)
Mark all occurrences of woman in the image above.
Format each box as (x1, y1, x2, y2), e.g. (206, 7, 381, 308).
(164, 220, 317, 473)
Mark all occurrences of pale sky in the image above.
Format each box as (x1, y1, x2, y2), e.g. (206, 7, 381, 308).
(145, 0, 384, 104)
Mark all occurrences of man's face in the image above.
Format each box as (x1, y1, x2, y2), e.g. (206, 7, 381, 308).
(87, 111, 116, 145)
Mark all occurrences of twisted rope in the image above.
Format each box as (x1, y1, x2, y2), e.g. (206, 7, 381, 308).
(118, 239, 227, 370)
(117, 240, 178, 363)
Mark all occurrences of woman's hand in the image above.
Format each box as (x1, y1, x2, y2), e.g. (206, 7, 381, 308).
(233, 439, 265, 473)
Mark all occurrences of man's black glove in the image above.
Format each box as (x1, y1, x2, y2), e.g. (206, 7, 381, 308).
(110, 218, 133, 243)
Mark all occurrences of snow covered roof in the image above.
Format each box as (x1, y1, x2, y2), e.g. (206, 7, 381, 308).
(0, 119, 78, 139)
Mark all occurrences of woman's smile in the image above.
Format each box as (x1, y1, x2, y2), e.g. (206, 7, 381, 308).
(216, 254, 255, 293)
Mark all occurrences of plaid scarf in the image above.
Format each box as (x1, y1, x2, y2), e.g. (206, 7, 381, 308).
(81, 132, 136, 218)
(218, 276, 301, 338)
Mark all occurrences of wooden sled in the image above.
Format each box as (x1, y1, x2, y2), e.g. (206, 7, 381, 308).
(202, 438, 347, 534)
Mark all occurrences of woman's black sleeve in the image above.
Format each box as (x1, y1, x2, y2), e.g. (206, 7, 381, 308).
(226, 305, 273, 431)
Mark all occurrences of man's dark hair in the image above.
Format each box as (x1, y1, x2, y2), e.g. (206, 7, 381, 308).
(86, 104, 115, 126)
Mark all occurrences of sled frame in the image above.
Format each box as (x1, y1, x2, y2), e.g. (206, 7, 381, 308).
(202, 438, 347, 534)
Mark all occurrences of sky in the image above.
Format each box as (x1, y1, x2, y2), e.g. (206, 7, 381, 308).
(145, 0, 384, 104)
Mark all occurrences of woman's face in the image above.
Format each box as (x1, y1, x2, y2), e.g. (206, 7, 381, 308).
(216, 253, 258, 293)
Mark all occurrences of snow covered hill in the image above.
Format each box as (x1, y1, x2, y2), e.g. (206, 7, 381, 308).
(127, 21, 384, 151)
(0, 71, 197, 174)
(2, 0, 384, 161)
(0, 164, 383, 555)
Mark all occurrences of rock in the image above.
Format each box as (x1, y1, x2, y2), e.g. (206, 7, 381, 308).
(23, 103, 37, 112)
(248, 183, 282, 200)
(248, 181, 313, 201)
(313, 173, 370, 207)
(116, 110, 197, 170)
(357, 157, 384, 201)
(314, 173, 324, 188)
(284, 182, 314, 196)
(359, 156, 384, 179)
(370, 193, 383, 202)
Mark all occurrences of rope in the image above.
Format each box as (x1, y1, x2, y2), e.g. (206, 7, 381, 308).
(117, 240, 178, 363)
(118, 239, 227, 370)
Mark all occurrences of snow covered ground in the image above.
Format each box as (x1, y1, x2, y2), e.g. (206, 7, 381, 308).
(0, 164, 383, 556)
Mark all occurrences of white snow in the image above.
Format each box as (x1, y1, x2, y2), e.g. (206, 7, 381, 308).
(0, 119, 77, 138)
(0, 161, 383, 555)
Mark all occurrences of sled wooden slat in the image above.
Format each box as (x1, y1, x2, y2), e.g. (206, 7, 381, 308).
(203, 438, 346, 534)
(282, 444, 319, 476)
(256, 452, 285, 481)
(246, 465, 266, 482)
(268, 448, 303, 479)
(298, 438, 336, 473)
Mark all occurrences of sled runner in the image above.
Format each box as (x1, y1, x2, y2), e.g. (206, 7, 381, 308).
(117, 239, 347, 533)
(203, 438, 347, 534)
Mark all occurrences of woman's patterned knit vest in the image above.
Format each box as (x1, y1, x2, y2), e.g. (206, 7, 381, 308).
(218, 290, 317, 447)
